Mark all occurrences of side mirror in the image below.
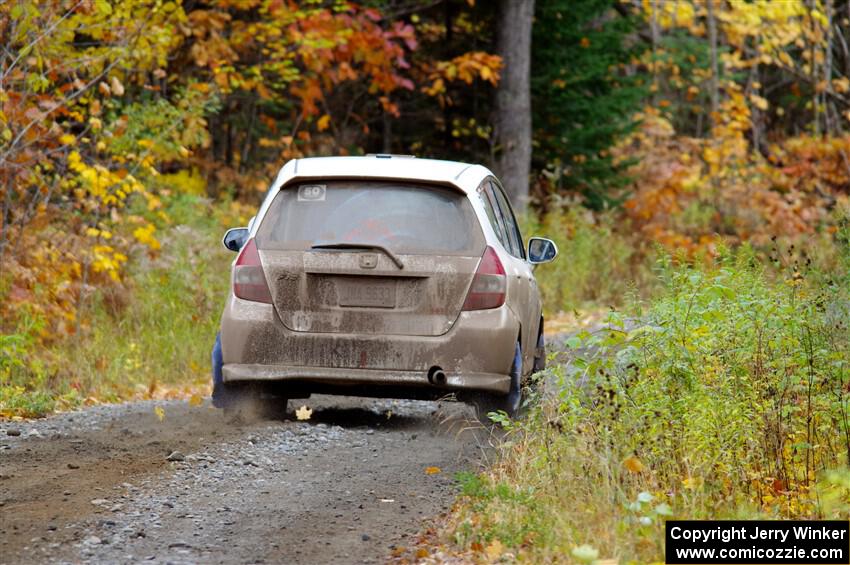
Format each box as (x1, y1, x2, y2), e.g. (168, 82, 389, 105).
(222, 227, 249, 252)
(528, 237, 558, 264)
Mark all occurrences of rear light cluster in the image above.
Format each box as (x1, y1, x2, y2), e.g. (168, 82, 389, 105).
(233, 239, 273, 303)
(462, 246, 506, 311)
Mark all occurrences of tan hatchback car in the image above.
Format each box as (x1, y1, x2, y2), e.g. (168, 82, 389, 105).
(211, 155, 557, 417)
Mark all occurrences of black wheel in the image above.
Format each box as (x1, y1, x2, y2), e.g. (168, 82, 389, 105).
(222, 383, 288, 423)
(532, 330, 546, 373)
(471, 341, 522, 420)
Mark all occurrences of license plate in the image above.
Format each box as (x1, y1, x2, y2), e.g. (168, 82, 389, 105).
(337, 279, 396, 308)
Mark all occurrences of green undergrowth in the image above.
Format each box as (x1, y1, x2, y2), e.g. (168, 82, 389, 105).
(0, 194, 241, 417)
(446, 238, 850, 562)
(523, 207, 656, 316)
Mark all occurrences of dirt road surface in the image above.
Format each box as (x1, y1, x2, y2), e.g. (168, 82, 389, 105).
(0, 396, 493, 564)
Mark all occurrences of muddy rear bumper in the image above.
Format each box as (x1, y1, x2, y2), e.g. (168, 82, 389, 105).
(222, 364, 510, 394)
(219, 296, 518, 395)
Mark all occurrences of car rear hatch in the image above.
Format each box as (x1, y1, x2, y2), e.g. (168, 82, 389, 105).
(254, 180, 485, 337)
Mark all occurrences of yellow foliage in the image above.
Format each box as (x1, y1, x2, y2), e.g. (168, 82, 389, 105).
(133, 223, 161, 251)
(423, 52, 502, 105)
(618, 101, 836, 255)
(91, 245, 128, 282)
(749, 94, 769, 110)
(316, 114, 331, 132)
(159, 168, 207, 196)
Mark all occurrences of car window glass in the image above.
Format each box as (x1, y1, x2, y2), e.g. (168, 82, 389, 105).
(491, 181, 524, 259)
(478, 182, 508, 247)
(482, 182, 511, 252)
(256, 181, 485, 256)
(488, 181, 523, 258)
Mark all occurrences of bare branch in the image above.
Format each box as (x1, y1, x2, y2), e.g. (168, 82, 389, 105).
(0, 0, 85, 84)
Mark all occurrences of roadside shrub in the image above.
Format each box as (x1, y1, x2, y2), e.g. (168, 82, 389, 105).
(447, 239, 850, 562)
(525, 206, 654, 314)
(590, 247, 849, 510)
(0, 194, 246, 417)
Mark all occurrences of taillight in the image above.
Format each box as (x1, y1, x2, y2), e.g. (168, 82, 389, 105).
(462, 246, 506, 311)
(233, 239, 273, 303)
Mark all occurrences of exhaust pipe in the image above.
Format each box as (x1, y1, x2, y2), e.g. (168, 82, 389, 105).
(428, 366, 447, 386)
(433, 370, 447, 386)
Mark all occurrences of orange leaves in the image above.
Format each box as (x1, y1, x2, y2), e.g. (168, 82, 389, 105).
(617, 103, 837, 257)
(379, 96, 399, 117)
(316, 114, 331, 132)
(195, 2, 417, 118)
(289, 79, 324, 117)
(423, 52, 502, 104)
(776, 136, 850, 213)
(623, 456, 646, 474)
(188, 9, 238, 69)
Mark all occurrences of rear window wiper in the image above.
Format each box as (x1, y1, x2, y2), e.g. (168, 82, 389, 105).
(311, 242, 404, 270)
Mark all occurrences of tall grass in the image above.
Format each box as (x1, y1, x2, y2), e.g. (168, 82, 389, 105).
(446, 237, 850, 562)
(524, 208, 654, 315)
(0, 194, 239, 417)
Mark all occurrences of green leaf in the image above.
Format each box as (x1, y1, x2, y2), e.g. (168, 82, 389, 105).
(95, 0, 112, 15)
(654, 502, 673, 516)
(571, 544, 599, 563)
(565, 335, 583, 349)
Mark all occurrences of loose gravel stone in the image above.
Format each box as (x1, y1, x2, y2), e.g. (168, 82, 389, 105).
(2, 395, 483, 565)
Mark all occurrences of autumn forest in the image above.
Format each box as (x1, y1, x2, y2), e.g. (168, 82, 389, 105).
(1, 0, 850, 559)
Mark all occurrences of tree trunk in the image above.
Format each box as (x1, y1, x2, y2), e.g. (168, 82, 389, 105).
(824, 0, 835, 135)
(808, 0, 821, 135)
(382, 109, 392, 154)
(706, 0, 720, 121)
(650, 0, 660, 108)
(494, 0, 534, 211)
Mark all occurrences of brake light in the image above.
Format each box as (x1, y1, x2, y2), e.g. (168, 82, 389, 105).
(462, 246, 506, 311)
(233, 239, 273, 303)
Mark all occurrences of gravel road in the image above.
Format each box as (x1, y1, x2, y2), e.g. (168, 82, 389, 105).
(0, 396, 493, 564)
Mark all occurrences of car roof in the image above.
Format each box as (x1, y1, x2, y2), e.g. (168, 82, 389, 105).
(273, 155, 492, 194)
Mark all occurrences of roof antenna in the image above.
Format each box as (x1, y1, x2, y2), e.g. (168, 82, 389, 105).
(366, 154, 416, 159)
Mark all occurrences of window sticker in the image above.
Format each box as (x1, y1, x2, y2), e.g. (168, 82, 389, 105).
(297, 184, 326, 201)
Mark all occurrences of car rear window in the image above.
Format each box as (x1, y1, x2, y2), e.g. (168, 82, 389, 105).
(255, 181, 485, 255)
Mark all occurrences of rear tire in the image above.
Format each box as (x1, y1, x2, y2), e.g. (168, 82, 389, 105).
(471, 341, 522, 421)
(532, 330, 546, 373)
(213, 334, 288, 421)
(221, 383, 288, 423)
